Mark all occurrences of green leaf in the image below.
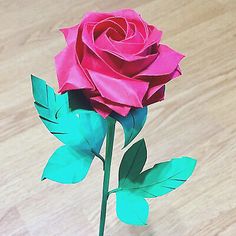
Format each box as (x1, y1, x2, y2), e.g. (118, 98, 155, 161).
(31, 75, 107, 153)
(119, 139, 147, 188)
(31, 75, 107, 184)
(115, 139, 197, 225)
(42, 146, 93, 184)
(116, 190, 149, 226)
(112, 107, 147, 147)
(133, 157, 197, 198)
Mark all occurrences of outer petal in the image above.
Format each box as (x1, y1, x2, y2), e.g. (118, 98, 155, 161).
(87, 69, 149, 107)
(60, 24, 80, 45)
(143, 86, 165, 106)
(90, 99, 112, 118)
(135, 44, 185, 77)
(90, 96, 131, 116)
(55, 42, 94, 93)
(145, 66, 182, 99)
(81, 11, 112, 26)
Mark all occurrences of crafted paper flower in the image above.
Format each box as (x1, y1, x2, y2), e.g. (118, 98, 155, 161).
(55, 9, 184, 117)
(32, 9, 196, 236)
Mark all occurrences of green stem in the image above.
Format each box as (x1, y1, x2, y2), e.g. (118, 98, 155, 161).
(92, 150, 105, 170)
(99, 117, 116, 236)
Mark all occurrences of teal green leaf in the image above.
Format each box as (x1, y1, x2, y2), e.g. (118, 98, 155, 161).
(31, 75, 107, 184)
(31, 75, 107, 153)
(119, 139, 147, 188)
(112, 107, 147, 147)
(116, 139, 196, 225)
(116, 190, 149, 226)
(133, 157, 197, 198)
(42, 145, 93, 184)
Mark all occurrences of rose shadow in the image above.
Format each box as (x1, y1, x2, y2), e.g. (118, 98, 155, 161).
(68, 90, 93, 111)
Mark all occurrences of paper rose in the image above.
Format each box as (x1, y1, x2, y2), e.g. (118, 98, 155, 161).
(55, 9, 184, 117)
(32, 8, 196, 236)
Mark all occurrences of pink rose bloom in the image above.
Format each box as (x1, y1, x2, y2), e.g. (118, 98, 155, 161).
(55, 9, 184, 117)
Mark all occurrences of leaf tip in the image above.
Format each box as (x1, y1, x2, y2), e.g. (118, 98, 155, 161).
(41, 175, 46, 181)
(123, 139, 132, 149)
(137, 138, 146, 149)
(31, 74, 40, 84)
(182, 156, 197, 167)
(30, 74, 35, 80)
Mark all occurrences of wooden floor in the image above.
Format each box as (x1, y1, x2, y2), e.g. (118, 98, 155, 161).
(1, 0, 236, 235)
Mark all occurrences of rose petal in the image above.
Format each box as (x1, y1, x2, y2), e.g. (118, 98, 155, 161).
(135, 44, 185, 77)
(87, 69, 149, 107)
(146, 84, 164, 100)
(94, 27, 159, 75)
(59, 11, 112, 47)
(81, 11, 112, 26)
(81, 21, 156, 79)
(124, 22, 144, 43)
(122, 22, 144, 43)
(81, 44, 151, 87)
(94, 25, 160, 63)
(143, 85, 165, 106)
(110, 39, 144, 55)
(95, 28, 123, 54)
(96, 31, 152, 62)
(109, 22, 145, 55)
(142, 25, 162, 51)
(100, 52, 157, 77)
(110, 25, 162, 56)
(94, 19, 126, 40)
(111, 9, 148, 39)
(90, 99, 112, 118)
(145, 67, 182, 99)
(55, 42, 94, 93)
(90, 96, 131, 116)
(60, 24, 79, 45)
(109, 17, 128, 33)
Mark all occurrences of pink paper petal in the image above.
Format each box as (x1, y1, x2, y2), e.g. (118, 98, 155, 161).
(94, 18, 126, 40)
(121, 22, 144, 43)
(95, 28, 122, 54)
(55, 42, 94, 93)
(60, 24, 79, 45)
(142, 25, 162, 51)
(80, 43, 150, 84)
(100, 52, 157, 77)
(90, 99, 112, 118)
(111, 9, 148, 38)
(87, 69, 148, 107)
(145, 67, 182, 99)
(90, 96, 131, 116)
(135, 44, 185, 77)
(109, 39, 144, 55)
(144, 85, 165, 106)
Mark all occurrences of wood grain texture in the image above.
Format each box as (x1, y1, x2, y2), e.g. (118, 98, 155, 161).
(0, 0, 236, 235)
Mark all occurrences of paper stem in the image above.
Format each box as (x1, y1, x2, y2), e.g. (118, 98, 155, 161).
(92, 150, 105, 170)
(99, 117, 116, 236)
